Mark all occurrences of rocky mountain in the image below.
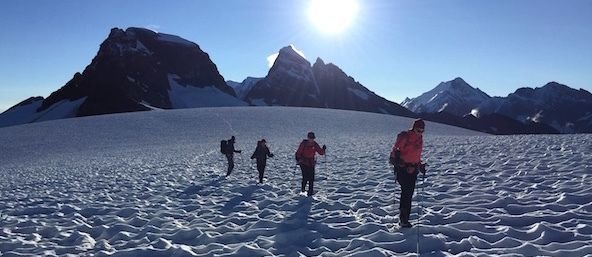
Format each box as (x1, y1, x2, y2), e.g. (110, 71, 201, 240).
(242, 46, 414, 117)
(0, 27, 245, 127)
(405, 79, 591, 134)
(401, 77, 491, 116)
(4, 27, 587, 134)
(475, 82, 592, 133)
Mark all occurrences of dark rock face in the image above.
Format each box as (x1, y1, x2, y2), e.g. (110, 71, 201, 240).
(245, 46, 319, 107)
(40, 27, 236, 116)
(419, 112, 560, 135)
(244, 46, 413, 117)
(312, 58, 412, 116)
(477, 82, 592, 133)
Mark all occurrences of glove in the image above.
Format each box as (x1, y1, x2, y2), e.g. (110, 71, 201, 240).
(237, 150, 242, 153)
(389, 157, 395, 165)
(322, 145, 327, 151)
(419, 163, 427, 174)
(269, 153, 274, 158)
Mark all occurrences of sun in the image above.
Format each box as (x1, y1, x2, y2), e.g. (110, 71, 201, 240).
(308, 0, 359, 34)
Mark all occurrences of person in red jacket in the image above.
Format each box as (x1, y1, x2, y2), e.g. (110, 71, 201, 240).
(390, 119, 427, 228)
(295, 132, 326, 196)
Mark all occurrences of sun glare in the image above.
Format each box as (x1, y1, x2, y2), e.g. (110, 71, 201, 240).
(308, 0, 358, 34)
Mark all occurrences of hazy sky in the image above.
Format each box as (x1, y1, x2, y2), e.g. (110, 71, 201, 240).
(1, 0, 591, 112)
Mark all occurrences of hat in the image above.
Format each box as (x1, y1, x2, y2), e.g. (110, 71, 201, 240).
(412, 119, 425, 130)
(230, 136, 236, 141)
(260, 139, 266, 143)
(307, 132, 316, 139)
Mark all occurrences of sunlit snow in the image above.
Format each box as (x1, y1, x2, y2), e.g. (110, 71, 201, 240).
(168, 74, 247, 108)
(1, 107, 591, 256)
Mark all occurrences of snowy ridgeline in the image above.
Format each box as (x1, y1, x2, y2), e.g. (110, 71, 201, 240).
(0, 107, 591, 256)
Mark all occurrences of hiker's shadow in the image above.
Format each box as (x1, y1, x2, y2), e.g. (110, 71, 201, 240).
(273, 197, 315, 256)
(221, 184, 260, 216)
(178, 176, 225, 198)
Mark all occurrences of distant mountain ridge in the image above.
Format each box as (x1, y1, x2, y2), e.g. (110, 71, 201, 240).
(2, 27, 590, 135)
(477, 82, 592, 133)
(402, 77, 490, 116)
(0, 29, 413, 128)
(405, 78, 592, 134)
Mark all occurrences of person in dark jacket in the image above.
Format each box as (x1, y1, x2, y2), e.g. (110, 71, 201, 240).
(295, 132, 326, 196)
(251, 139, 274, 183)
(389, 119, 427, 228)
(225, 136, 242, 177)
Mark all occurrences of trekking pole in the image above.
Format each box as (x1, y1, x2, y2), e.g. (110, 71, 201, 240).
(323, 153, 327, 172)
(239, 152, 244, 166)
(416, 169, 426, 255)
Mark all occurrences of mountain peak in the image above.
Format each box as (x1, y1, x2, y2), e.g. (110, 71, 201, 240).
(315, 57, 325, 66)
(0, 27, 243, 128)
(278, 45, 307, 61)
(541, 81, 570, 92)
(106, 27, 196, 48)
(452, 77, 467, 84)
(447, 77, 471, 89)
(403, 77, 491, 115)
(267, 45, 312, 78)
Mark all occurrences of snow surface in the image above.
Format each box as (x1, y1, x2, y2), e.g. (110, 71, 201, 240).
(347, 88, 370, 101)
(250, 98, 268, 106)
(227, 77, 263, 100)
(168, 74, 247, 108)
(157, 33, 196, 47)
(1, 107, 591, 256)
(0, 97, 87, 128)
(0, 98, 43, 127)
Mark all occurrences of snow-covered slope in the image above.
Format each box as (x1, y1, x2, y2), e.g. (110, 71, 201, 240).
(1, 107, 591, 256)
(0, 97, 87, 128)
(402, 77, 491, 116)
(227, 77, 263, 100)
(167, 74, 246, 108)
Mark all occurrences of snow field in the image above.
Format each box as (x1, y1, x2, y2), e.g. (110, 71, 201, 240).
(0, 107, 590, 256)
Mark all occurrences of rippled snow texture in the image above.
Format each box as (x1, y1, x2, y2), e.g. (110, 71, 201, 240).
(0, 107, 590, 256)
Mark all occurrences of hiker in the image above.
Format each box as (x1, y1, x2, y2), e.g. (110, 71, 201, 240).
(223, 136, 242, 176)
(251, 139, 274, 183)
(295, 132, 326, 196)
(389, 119, 427, 228)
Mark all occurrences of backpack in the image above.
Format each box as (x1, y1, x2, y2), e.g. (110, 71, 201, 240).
(220, 140, 228, 154)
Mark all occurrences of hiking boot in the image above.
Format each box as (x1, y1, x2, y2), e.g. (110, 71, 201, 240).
(400, 221, 413, 228)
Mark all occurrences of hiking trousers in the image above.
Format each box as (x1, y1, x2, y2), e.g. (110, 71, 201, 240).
(300, 165, 315, 196)
(396, 167, 418, 222)
(256, 160, 267, 183)
(225, 154, 234, 176)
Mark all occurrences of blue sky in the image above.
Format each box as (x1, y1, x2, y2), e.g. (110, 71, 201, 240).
(1, 0, 591, 112)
